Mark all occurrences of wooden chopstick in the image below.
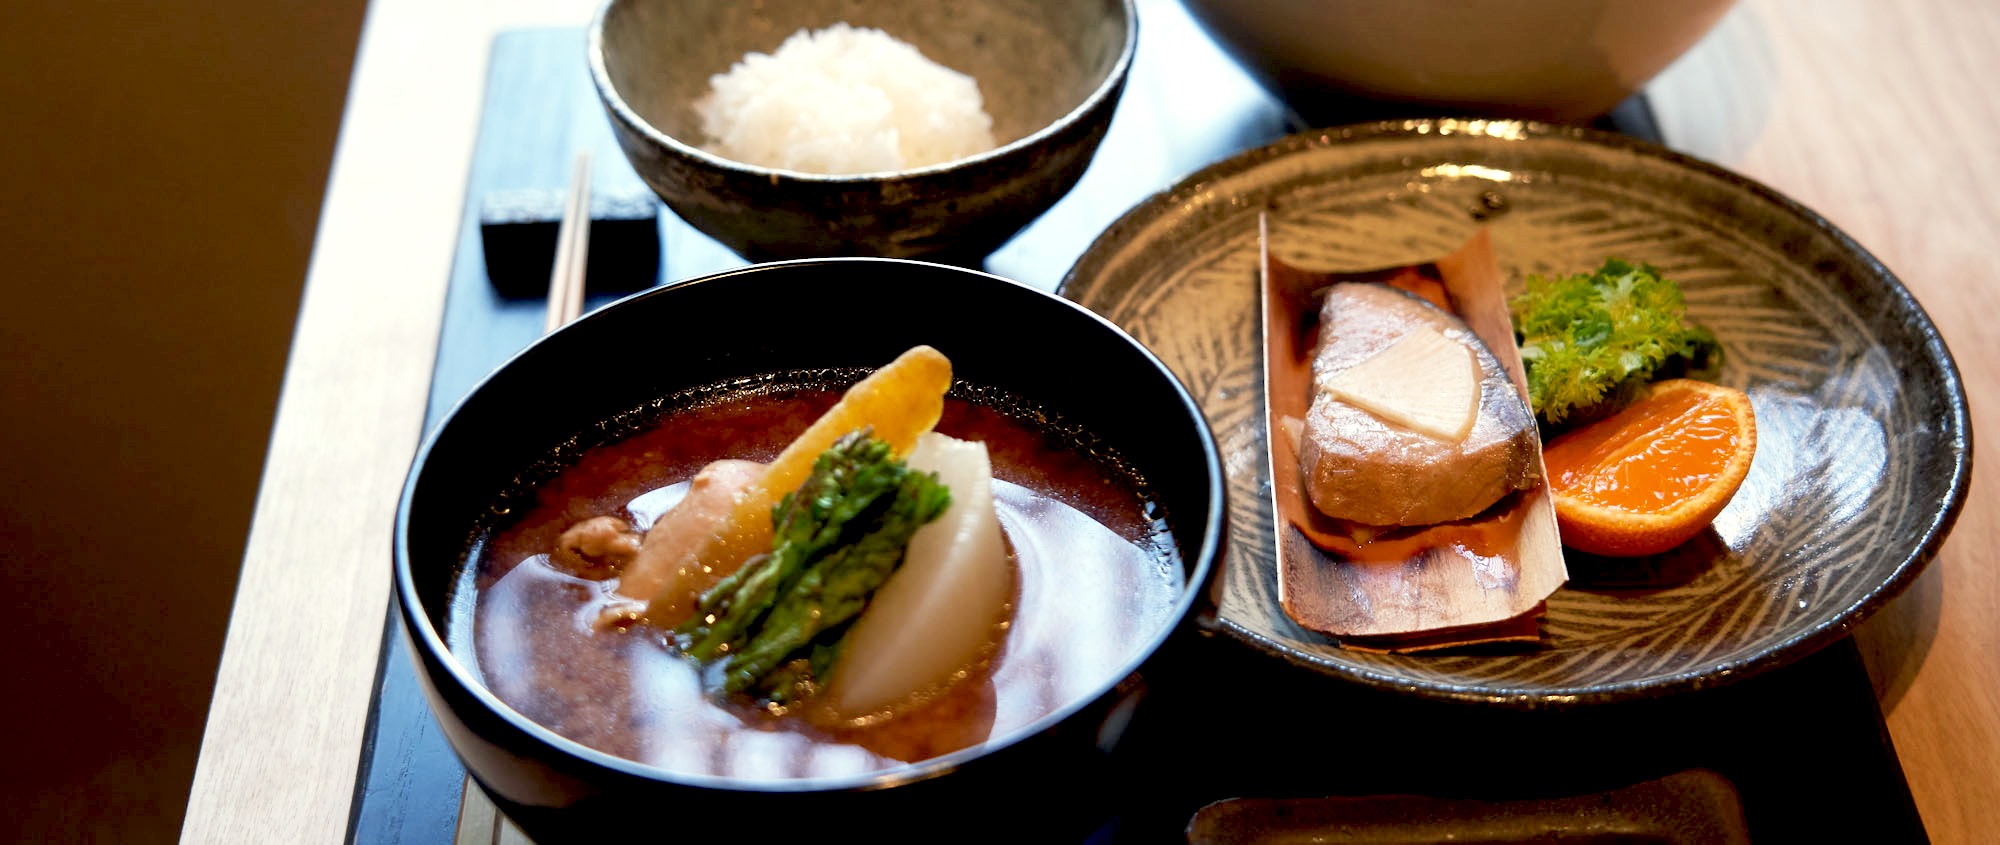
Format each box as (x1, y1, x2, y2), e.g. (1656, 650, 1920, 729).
(456, 152, 595, 845)
(542, 152, 594, 334)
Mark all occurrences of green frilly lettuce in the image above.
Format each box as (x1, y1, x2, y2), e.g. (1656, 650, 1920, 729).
(1510, 259, 1721, 427)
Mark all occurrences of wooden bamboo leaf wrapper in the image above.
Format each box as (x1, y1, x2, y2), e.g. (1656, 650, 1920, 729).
(1260, 223, 1567, 650)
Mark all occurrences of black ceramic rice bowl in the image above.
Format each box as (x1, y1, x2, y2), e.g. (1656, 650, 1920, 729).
(394, 258, 1224, 842)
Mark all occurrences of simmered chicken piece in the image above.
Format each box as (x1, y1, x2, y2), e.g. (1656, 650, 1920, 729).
(551, 516, 641, 579)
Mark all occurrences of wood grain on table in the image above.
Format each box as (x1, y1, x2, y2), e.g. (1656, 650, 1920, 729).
(1645, 3, 2000, 837)
(181, 0, 1999, 842)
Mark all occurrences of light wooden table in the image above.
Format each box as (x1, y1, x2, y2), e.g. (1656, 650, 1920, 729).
(182, 0, 1999, 841)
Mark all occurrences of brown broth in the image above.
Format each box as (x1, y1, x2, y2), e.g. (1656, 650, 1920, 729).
(451, 387, 1181, 780)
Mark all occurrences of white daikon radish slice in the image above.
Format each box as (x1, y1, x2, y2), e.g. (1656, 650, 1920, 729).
(827, 432, 1012, 718)
(1317, 325, 1480, 443)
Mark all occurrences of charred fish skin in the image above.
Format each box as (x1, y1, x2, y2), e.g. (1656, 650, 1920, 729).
(1299, 283, 1538, 527)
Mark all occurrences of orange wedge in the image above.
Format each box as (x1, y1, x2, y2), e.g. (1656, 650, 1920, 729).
(1542, 379, 1757, 557)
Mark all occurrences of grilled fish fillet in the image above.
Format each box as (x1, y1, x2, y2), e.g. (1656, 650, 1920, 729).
(1300, 283, 1538, 526)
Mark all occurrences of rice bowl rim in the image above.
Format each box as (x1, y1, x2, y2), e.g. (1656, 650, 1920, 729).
(586, 0, 1139, 183)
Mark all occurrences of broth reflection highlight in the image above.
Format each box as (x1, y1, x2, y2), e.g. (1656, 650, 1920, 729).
(451, 382, 1181, 779)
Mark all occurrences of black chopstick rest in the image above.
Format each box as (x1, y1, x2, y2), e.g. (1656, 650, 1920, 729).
(479, 187, 660, 298)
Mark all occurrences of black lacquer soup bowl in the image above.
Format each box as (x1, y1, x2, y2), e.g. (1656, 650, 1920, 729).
(395, 259, 1224, 842)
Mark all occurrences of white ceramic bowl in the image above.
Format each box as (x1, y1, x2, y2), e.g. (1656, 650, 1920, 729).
(1180, 0, 1736, 121)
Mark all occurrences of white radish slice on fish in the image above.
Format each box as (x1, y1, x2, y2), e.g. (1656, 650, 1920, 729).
(827, 432, 1012, 718)
(1317, 325, 1481, 443)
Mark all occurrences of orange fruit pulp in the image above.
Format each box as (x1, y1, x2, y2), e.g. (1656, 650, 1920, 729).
(1541, 379, 1757, 557)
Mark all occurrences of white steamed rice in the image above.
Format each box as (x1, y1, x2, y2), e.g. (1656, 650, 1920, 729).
(693, 23, 998, 174)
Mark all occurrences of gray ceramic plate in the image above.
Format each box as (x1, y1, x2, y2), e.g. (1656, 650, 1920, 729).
(1061, 119, 1971, 706)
